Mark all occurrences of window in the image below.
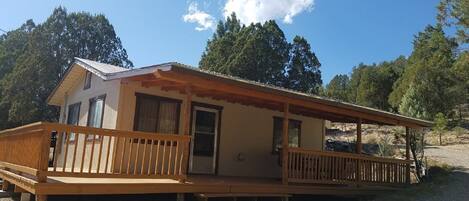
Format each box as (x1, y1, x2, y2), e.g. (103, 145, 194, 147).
(87, 95, 106, 128)
(87, 95, 106, 139)
(66, 102, 81, 141)
(272, 117, 301, 153)
(134, 93, 181, 134)
(84, 71, 92, 90)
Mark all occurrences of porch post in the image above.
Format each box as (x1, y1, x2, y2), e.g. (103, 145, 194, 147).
(356, 118, 362, 154)
(356, 118, 362, 184)
(405, 127, 411, 184)
(181, 86, 192, 182)
(282, 103, 290, 185)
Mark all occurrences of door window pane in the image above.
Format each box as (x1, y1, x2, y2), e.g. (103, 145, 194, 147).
(193, 133, 215, 156)
(193, 110, 217, 156)
(195, 110, 216, 133)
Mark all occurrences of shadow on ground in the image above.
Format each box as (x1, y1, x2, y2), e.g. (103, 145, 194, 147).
(371, 170, 469, 201)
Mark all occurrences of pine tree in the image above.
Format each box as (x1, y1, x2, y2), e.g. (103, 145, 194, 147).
(284, 36, 322, 93)
(200, 13, 322, 93)
(0, 7, 132, 128)
(390, 25, 458, 119)
(325, 74, 349, 101)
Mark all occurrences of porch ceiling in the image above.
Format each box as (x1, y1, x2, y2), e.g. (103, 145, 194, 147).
(124, 67, 429, 128)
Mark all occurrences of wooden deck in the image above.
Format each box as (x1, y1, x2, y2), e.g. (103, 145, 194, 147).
(35, 175, 397, 196)
(0, 122, 409, 200)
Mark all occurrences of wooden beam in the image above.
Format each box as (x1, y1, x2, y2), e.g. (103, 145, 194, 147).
(282, 103, 289, 185)
(181, 86, 192, 181)
(405, 127, 411, 184)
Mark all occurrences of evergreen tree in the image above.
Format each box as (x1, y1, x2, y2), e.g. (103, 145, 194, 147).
(200, 13, 322, 93)
(284, 36, 322, 93)
(399, 84, 430, 119)
(391, 25, 458, 119)
(0, 7, 132, 128)
(325, 74, 349, 101)
(438, 0, 469, 44)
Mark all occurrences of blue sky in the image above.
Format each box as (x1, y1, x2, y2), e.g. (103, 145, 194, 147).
(0, 0, 441, 83)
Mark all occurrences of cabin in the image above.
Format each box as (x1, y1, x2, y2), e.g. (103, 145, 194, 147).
(0, 58, 432, 201)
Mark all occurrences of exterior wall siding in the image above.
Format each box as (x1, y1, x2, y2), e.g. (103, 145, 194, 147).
(117, 81, 325, 178)
(56, 69, 120, 172)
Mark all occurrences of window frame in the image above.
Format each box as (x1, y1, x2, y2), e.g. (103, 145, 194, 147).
(66, 102, 81, 142)
(84, 71, 92, 90)
(133, 93, 182, 135)
(272, 116, 302, 154)
(86, 94, 106, 141)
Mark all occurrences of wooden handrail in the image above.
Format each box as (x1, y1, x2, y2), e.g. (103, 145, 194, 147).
(288, 147, 411, 164)
(0, 122, 191, 182)
(287, 147, 410, 185)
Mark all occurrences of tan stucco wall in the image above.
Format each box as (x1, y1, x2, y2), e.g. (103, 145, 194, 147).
(56, 70, 120, 172)
(116, 81, 325, 178)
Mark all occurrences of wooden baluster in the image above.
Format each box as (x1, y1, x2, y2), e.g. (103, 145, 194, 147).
(104, 136, 113, 174)
(161, 140, 166, 175)
(287, 151, 291, 178)
(154, 140, 161, 175)
(133, 138, 140, 175)
(174, 141, 179, 176)
(148, 139, 154, 175)
(178, 141, 186, 176)
(71, 133, 79, 173)
(80, 134, 88, 173)
(97, 135, 105, 173)
(52, 132, 61, 172)
(127, 138, 133, 174)
(119, 137, 126, 174)
(167, 141, 173, 175)
(88, 135, 96, 173)
(141, 139, 147, 175)
(299, 152, 303, 180)
(62, 132, 70, 172)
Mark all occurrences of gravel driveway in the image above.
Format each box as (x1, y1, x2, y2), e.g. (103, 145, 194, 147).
(413, 144, 469, 201)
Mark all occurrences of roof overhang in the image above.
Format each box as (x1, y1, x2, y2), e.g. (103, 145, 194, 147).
(48, 58, 433, 128)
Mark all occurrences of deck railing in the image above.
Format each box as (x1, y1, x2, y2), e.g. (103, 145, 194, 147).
(287, 147, 410, 185)
(0, 122, 190, 181)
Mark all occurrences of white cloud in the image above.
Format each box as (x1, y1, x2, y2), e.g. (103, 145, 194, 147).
(183, 2, 216, 31)
(223, 0, 314, 24)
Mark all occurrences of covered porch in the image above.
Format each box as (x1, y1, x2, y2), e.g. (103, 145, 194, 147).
(0, 65, 432, 200)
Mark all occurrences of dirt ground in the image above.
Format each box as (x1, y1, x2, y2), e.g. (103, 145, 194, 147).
(373, 144, 469, 201)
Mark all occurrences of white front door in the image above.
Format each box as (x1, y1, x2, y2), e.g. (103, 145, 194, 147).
(189, 106, 219, 174)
